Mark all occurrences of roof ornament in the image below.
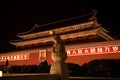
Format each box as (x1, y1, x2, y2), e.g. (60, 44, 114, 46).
(89, 9, 97, 20)
(34, 24, 39, 28)
(17, 24, 39, 35)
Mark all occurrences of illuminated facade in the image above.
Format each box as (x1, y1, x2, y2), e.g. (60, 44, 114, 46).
(0, 11, 120, 66)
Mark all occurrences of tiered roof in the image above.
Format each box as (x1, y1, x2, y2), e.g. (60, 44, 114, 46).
(10, 10, 114, 49)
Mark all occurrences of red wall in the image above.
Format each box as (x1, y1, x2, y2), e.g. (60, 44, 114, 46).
(66, 53, 120, 66)
(0, 50, 120, 67)
(46, 51, 120, 66)
(0, 40, 120, 66)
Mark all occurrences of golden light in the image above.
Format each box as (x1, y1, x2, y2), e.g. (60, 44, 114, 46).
(0, 71, 2, 77)
(49, 30, 54, 35)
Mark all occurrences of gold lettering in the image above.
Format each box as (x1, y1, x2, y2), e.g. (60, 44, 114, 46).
(90, 48, 96, 53)
(72, 50, 77, 55)
(112, 45, 118, 51)
(84, 49, 89, 54)
(67, 50, 71, 55)
(104, 46, 110, 52)
(78, 49, 83, 54)
(97, 48, 103, 53)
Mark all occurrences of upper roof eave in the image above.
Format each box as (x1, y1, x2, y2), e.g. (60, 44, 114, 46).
(17, 19, 97, 40)
(16, 10, 97, 38)
(10, 27, 114, 47)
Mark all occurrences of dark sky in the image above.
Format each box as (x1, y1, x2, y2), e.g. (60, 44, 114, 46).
(0, 0, 120, 53)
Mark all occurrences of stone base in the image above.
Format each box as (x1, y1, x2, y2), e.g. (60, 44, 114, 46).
(50, 61, 69, 80)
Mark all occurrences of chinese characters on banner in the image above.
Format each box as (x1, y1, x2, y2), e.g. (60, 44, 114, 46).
(0, 44, 120, 61)
(67, 44, 120, 56)
(0, 54, 29, 61)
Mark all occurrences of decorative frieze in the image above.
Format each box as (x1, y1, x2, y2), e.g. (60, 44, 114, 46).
(10, 28, 101, 47)
(17, 21, 95, 40)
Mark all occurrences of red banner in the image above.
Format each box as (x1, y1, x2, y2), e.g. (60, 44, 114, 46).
(0, 54, 29, 61)
(67, 44, 120, 56)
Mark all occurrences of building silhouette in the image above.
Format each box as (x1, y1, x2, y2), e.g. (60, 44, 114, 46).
(0, 10, 120, 67)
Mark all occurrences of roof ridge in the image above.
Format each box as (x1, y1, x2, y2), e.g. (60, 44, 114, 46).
(17, 9, 97, 36)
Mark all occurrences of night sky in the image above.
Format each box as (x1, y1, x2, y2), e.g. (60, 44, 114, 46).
(0, 0, 120, 53)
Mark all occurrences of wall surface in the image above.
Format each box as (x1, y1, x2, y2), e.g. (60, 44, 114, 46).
(0, 40, 120, 66)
